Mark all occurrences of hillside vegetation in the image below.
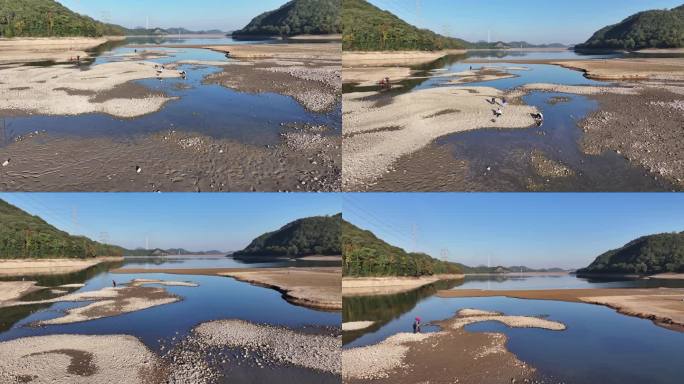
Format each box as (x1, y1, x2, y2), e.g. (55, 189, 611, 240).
(232, 0, 340, 37)
(342, 219, 461, 277)
(342, 0, 466, 51)
(0, 199, 124, 259)
(0, 0, 125, 38)
(577, 4, 684, 50)
(233, 214, 341, 258)
(577, 232, 684, 275)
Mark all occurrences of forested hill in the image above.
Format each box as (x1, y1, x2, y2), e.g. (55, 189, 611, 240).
(0, 0, 126, 38)
(233, 214, 342, 259)
(577, 232, 684, 275)
(576, 4, 684, 50)
(0, 199, 124, 259)
(342, 219, 462, 277)
(232, 0, 341, 37)
(342, 0, 467, 51)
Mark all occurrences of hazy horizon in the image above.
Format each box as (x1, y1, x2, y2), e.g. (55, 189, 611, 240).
(56, 0, 291, 32)
(343, 193, 684, 270)
(367, 0, 683, 45)
(0, 193, 341, 252)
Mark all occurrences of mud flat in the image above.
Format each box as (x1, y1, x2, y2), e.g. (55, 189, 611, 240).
(342, 274, 464, 297)
(0, 281, 44, 304)
(579, 87, 684, 189)
(1, 280, 196, 324)
(0, 334, 163, 384)
(0, 129, 340, 192)
(204, 44, 341, 113)
(0, 61, 182, 118)
(342, 50, 465, 67)
(113, 267, 342, 311)
(0, 36, 124, 65)
(342, 86, 539, 190)
(437, 287, 684, 329)
(0, 257, 124, 277)
(342, 309, 565, 383)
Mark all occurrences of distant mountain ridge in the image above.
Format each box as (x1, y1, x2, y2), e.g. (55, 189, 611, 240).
(342, 219, 461, 277)
(577, 4, 684, 50)
(342, 0, 467, 51)
(0, 0, 126, 37)
(456, 264, 567, 274)
(232, 0, 341, 38)
(233, 214, 342, 259)
(124, 248, 225, 256)
(124, 27, 225, 36)
(577, 232, 684, 275)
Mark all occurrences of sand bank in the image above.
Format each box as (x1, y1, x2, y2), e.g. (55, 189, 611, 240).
(208, 43, 340, 61)
(203, 47, 341, 112)
(0, 36, 124, 65)
(0, 257, 124, 277)
(342, 67, 414, 86)
(521, 82, 640, 95)
(0, 129, 340, 192)
(129, 278, 199, 287)
(0, 334, 162, 384)
(437, 287, 684, 329)
(342, 50, 466, 67)
(649, 273, 684, 280)
(342, 274, 463, 297)
(0, 281, 44, 304)
(342, 86, 539, 190)
(553, 58, 684, 81)
(342, 321, 375, 331)
(0, 61, 181, 118)
(342, 309, 563, 383)
(113, 267, 341, 311)
(2, 279, 195, 324)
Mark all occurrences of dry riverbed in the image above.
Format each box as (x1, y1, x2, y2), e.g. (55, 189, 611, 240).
(343, 308, 564, 383)
(0, 128, 340, 192)
(0, 36, 124, 65)
(342, 274, 464, 297)
(0, 257, 124, 277)
(205, 43, 341, 113)
(437, 287, 684, 330)
(113, 267, 342, 311)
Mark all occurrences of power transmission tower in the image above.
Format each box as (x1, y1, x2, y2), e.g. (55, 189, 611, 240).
(440, 248, 450, 262)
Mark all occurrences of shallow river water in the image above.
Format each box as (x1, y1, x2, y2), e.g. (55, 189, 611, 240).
(343, 275, 684, 384)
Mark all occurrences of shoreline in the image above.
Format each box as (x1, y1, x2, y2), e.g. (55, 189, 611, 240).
(112, 267, 342, 311)
(0, 256, 124, 277)
(343, 309, 565, 383)
(437, 287, 684, 330)
(0, 36, 125, 65)
(342, 274, 464, 296)
(342, 50, 466, 67)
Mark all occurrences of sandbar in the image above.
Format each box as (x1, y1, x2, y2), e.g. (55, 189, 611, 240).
(0, 257, 124, 277)
(342, 274, 463, 296)
(0, 36, 124, 65)
(342, 50, 466, 67)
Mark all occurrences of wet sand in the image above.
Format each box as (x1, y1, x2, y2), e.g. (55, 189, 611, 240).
(342, 309, 564, 383)
(0, 281, 44, 304)
(0, 61, 182, 118)
(0, 334, 163, 384)
(113, 267, 342, 311)
(0, 129, 340, 192)
(342, 86, 539, 190)
(579, 87, 684, 189)
(204, 44, 341, 113)
(342, 274, 464, 297)
(0, 257, 124, 277)
(437, 288, 684, 329)
(0, 37, 124, 65)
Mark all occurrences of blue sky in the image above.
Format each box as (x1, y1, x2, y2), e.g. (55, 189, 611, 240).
(0, 193, 341, 251)
(57, 0, 289, 31)
(343, 194, 684, 269)
(368, 0, 683, 44)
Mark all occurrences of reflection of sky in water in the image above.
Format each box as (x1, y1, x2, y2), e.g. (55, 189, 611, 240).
(464, 50, 622, 61)
(345, 282, 684, 384)
(0, 266, 339, 350)
(452, 274, 684, 290)
(2, 44, 340, 146)
(120, 256, 339, 269)
(124, 37, 272, 46)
